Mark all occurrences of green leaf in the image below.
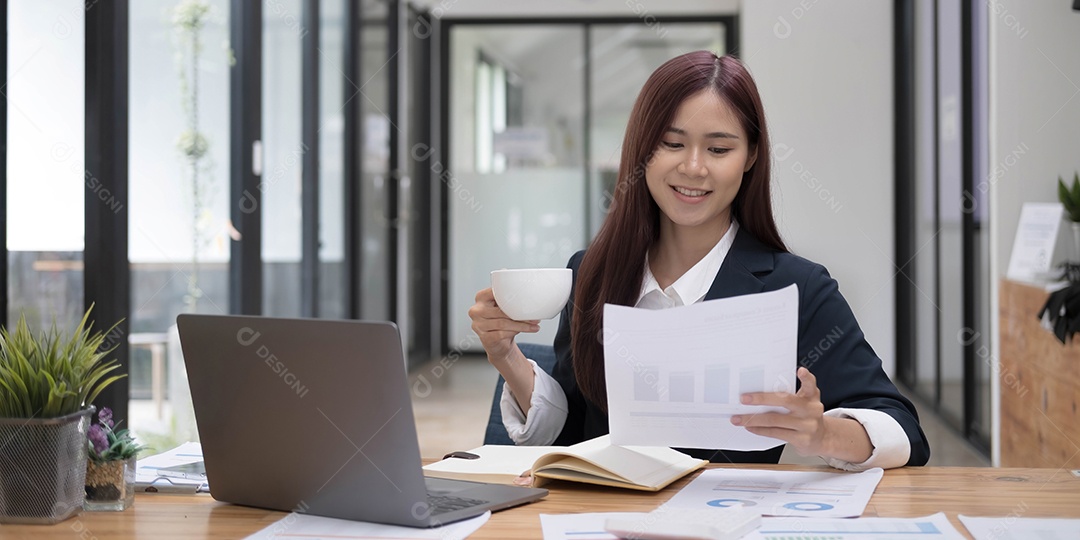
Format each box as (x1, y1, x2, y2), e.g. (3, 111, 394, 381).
(1061, 176, 1080, 222)
(0, 306, 125, 419)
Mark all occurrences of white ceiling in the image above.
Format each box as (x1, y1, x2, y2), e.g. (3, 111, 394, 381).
(411, 0, 739, 18)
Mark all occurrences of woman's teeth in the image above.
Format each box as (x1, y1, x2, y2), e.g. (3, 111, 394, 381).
(674, 186, 708, 197)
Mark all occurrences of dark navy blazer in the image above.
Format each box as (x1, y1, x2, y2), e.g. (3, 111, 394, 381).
(550, 228, 931, 466)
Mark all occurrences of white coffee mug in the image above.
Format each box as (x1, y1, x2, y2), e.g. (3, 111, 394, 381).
(490, 268, 572, 321)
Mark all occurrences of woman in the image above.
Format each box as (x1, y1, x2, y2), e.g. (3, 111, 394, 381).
(469, 51, 930, 469)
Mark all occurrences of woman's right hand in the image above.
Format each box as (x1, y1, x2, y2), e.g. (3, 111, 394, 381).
(468, 288, 540, 365)
(469, 288, 542, 413)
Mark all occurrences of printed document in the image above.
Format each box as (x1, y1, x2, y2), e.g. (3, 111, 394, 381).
(135, 442, 208, 493)
(603, 284, 798, 450)
(959, 515, 1080, 540)
(662, 467, 884, 518)
(245, 510, 490, 539)
(539, 512, 963, 540)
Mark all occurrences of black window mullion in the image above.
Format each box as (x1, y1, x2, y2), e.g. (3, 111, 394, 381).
(582, 25, 591, 246)
(0, 0, 7, 330)
(437, 16, 450, 355)
(387, 0, 400, 323)
(230, 0, 263, 315)
(409, 6, 434, 364)
(344, 0, 362, 319)
(84, 0, 130, 422)
(960, 0, 976, 440)
(895, 0, 917, 388)
(301, 0, 320, 318)
(932, 0, 942, 409)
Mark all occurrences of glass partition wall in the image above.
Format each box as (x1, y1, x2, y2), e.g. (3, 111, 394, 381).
(896, 0, 991, 455)
(443, 19, 733, 351)
(7, 0, 87, 334)
(128, 0, 233, 444)
(119, 0, 410, 450)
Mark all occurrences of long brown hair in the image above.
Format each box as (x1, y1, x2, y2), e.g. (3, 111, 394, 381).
(571, 52, 787, 410)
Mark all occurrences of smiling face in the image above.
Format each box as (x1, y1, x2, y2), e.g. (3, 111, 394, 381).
(645, 89, 757, 243)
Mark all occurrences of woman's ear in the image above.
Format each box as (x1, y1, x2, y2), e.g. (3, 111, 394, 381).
(744, 145, 758, 173)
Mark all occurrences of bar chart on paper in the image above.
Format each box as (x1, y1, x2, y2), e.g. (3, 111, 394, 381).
(662, 468, 885, 518)
(604, 285, 800, 450)
(631, 363, 767, 405)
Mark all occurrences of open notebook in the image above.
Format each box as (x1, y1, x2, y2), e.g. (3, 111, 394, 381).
(423, 435, 706, 492)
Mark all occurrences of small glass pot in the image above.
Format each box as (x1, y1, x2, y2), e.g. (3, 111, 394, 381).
(84, 456, 136, 511)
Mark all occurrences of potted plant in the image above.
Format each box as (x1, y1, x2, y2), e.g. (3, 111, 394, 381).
(1058, 173, 1080, 256)
(1057, 172, 1080, 283)
(0, 308, 124, 524)
(84, 407, 147, 511)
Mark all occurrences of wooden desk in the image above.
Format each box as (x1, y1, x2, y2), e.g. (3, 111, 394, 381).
(11, 465, 1080, 539)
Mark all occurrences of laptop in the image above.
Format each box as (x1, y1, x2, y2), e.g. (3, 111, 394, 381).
(176, 314, 547, 527)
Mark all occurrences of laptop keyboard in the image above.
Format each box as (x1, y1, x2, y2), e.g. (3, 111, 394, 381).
(426, 494, 487, 515)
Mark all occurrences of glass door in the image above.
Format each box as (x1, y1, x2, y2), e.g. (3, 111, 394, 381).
(898, 0, 991, 454)
(444, 20, 731, 352)
(446, 25, 587, 351)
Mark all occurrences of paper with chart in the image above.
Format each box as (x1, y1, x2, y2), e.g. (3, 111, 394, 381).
(539, 512, 963, 540)
(661, 467, 883, 518)
(245, 510, 490, 540)
(603, 284, 798, 450)
(540, 512, 645, 540)
(752, 512, 963, 539)
(959, 515, 1080, 539)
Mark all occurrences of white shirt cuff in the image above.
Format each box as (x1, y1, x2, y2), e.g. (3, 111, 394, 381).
(820, 408, 911, 471)
(500, 358, 569, 446)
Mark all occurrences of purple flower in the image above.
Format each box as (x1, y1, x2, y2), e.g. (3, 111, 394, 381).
(88, 424, 109, 454)
(98, 407, 114, 429)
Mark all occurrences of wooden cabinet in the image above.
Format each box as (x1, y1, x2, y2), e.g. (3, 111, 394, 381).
(998, 279, 1080, 468)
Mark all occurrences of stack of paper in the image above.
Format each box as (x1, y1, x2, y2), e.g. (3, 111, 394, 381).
(134, 441, 208, 493)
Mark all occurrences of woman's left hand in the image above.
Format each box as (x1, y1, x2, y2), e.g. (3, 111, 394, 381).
(731, 367, 828, 456)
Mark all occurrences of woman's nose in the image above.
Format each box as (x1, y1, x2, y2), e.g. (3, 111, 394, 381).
(677, 150, 707, 177)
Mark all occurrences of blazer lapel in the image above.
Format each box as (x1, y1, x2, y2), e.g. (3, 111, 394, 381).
(704, 227, 776, 300)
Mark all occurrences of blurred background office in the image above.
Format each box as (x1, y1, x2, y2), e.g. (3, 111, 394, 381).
(4, 0, 1077, 468)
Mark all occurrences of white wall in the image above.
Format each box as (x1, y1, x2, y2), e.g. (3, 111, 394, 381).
(988, 0, 1080, 466)
(741, 0, 897, 375)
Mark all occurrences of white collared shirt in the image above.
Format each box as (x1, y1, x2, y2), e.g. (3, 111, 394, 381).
(500, 222, 911, 470)
(637, 221, 739, 309)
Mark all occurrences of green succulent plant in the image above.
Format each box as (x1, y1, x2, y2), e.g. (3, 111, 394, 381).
(0, 307, 125, 418)
(1057, 172, 1080, 222)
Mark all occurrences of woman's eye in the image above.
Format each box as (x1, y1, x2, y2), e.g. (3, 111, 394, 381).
(661, 141, 682, 149)
(709, 147, 732, 155)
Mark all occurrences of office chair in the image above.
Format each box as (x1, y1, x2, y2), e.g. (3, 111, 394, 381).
(483, 342, 557, 445)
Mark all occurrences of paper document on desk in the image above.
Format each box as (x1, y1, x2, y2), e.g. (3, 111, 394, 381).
(245, 510, 490, 539)
(959, 515, 1080, 539)
(662, 467, 883, 518)
(603, 284, 797, 450)
(135, 442, 209, 493)
(540, 512, 962, 540)
(752, 512, 963, 539)
(540, 512, 649, 540)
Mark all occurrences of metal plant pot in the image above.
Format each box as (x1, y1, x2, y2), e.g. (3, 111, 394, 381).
(0, 407, 94, 524)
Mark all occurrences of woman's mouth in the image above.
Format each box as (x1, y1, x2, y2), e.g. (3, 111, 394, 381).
(672, 186, 710, 198)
